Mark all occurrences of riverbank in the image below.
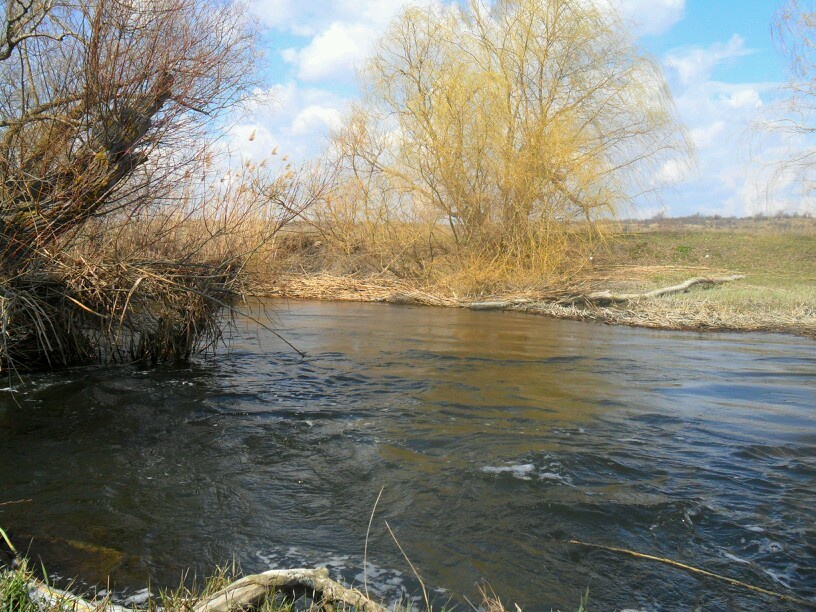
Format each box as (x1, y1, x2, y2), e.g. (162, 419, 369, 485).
(259, 271, 815, 338)
(0, 561, 377, 611)
(257, 218, 816, 339)
(0, 528, 509, 611)
(0, 557, 516, 612)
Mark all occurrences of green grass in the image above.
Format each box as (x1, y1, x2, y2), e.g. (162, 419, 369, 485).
(577, 221, 816, 336)
(0, 560, 306, 612)
(599, 222, 816, 289)
(0, 565, 38, 612)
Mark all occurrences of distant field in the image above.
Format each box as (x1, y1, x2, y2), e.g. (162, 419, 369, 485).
(593, 217, 816, 288)
(582, 217, 815, 336)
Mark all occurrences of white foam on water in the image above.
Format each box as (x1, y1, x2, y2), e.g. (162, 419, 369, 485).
(255, 546, 417, 605)
(539, 471, 572, 485)
(481, 463, 536, 480)
(758, 539, 784, 554)
(122, 588, 151, 606)
(763, 566, 794, 590)
(481, 460, 574, 485)
(721, 551, 751, 565)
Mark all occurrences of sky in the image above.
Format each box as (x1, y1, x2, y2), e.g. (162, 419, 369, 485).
(233, 0, 807, 218)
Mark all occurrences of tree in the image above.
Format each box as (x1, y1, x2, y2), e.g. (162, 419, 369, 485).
(0, 0, 265, 370)
(0, 0, 256, 270)
(768, 0, 816, 210)
(327, 0, 691, 263)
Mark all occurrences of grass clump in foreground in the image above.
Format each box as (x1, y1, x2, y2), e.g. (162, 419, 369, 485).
(0, 524, 525, 612)
(0, 560, 528, 612)
(1, 559, 330, 612)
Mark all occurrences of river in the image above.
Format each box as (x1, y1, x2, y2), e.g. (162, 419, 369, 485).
(1, 300, 814, 609)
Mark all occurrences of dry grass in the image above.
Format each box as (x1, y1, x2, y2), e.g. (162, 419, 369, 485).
(0, 560, 522, 612)
(258, 218, 816, 338)
(264, 220, 603, 298)
(0, 155, 326, 373)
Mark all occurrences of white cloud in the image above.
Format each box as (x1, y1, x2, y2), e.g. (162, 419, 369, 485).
(664, 35, 754, 86)
(655, 157, 693, 185)
(226, 83, 349, 163)
(267, 0, 423, 83)
(669, 81, 777, 215)
(689, 121, 725, 149)
(655, 35, 792, 217)
(725, 89, 763, 109)
(252, 0, 412, 38)
(288, 22, 375, 82)
(617, 0, 685, 36)
(251, 0, 296, 30)
(291, 104, 343, 135)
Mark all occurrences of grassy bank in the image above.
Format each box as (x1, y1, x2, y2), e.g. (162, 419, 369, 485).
(0, 559, 313, 612)
(0, 528, 518, 612)
(0, 560, 523, 612)
(257, 217, 816, 338)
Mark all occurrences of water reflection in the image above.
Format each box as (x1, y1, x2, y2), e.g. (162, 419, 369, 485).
(1, 300, 814, 609)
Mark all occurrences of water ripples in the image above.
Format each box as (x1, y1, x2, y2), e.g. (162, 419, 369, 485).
(0, 300, 814, 609)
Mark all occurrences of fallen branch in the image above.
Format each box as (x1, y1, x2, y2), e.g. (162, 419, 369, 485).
(7, 556, 384, 612)
(27, 582, 128, 612)
(469, 299, 532, 311)
(193, 567, 386, 612)
(578, 275, 746, 305)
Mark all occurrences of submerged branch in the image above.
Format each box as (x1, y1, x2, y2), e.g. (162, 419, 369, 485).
(569, 540, 812, 606)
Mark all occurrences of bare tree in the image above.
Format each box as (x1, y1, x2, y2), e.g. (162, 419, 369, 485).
(0, 0, 256, 269)
(766, 0, 816, 210)
(0, 0, 268, 370)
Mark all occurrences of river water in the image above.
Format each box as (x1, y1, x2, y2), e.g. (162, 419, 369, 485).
(0, 300, 814, 610)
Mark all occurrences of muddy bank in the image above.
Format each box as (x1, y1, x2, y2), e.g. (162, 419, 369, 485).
(258, 273, 816, 339)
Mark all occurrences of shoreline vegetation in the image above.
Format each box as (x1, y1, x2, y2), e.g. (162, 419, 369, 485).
(254, 217, 816, 340)
(0, 541, 520, 612)
(0, 561, 390, 612)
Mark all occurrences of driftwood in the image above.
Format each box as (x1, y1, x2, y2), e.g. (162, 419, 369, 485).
(580, 275, 746, 305)
(468, 276, 745, 311)
(22, 567, 383, 612)
(469, 299, 532, 311)
(193, 567, 386, 612)
(28, 581, 130, 612)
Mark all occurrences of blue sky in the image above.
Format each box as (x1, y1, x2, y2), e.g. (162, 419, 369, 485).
(236, 0, 807, 217)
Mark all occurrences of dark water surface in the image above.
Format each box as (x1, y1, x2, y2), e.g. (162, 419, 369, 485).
(1, 300, 814, 609)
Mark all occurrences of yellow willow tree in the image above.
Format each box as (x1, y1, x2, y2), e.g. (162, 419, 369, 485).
(327, 0, 693, 275)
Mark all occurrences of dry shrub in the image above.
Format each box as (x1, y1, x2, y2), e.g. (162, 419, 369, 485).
(0, 255, 235, 369)
(304, 183, 608, 296)
(0, 0, 333, 372)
